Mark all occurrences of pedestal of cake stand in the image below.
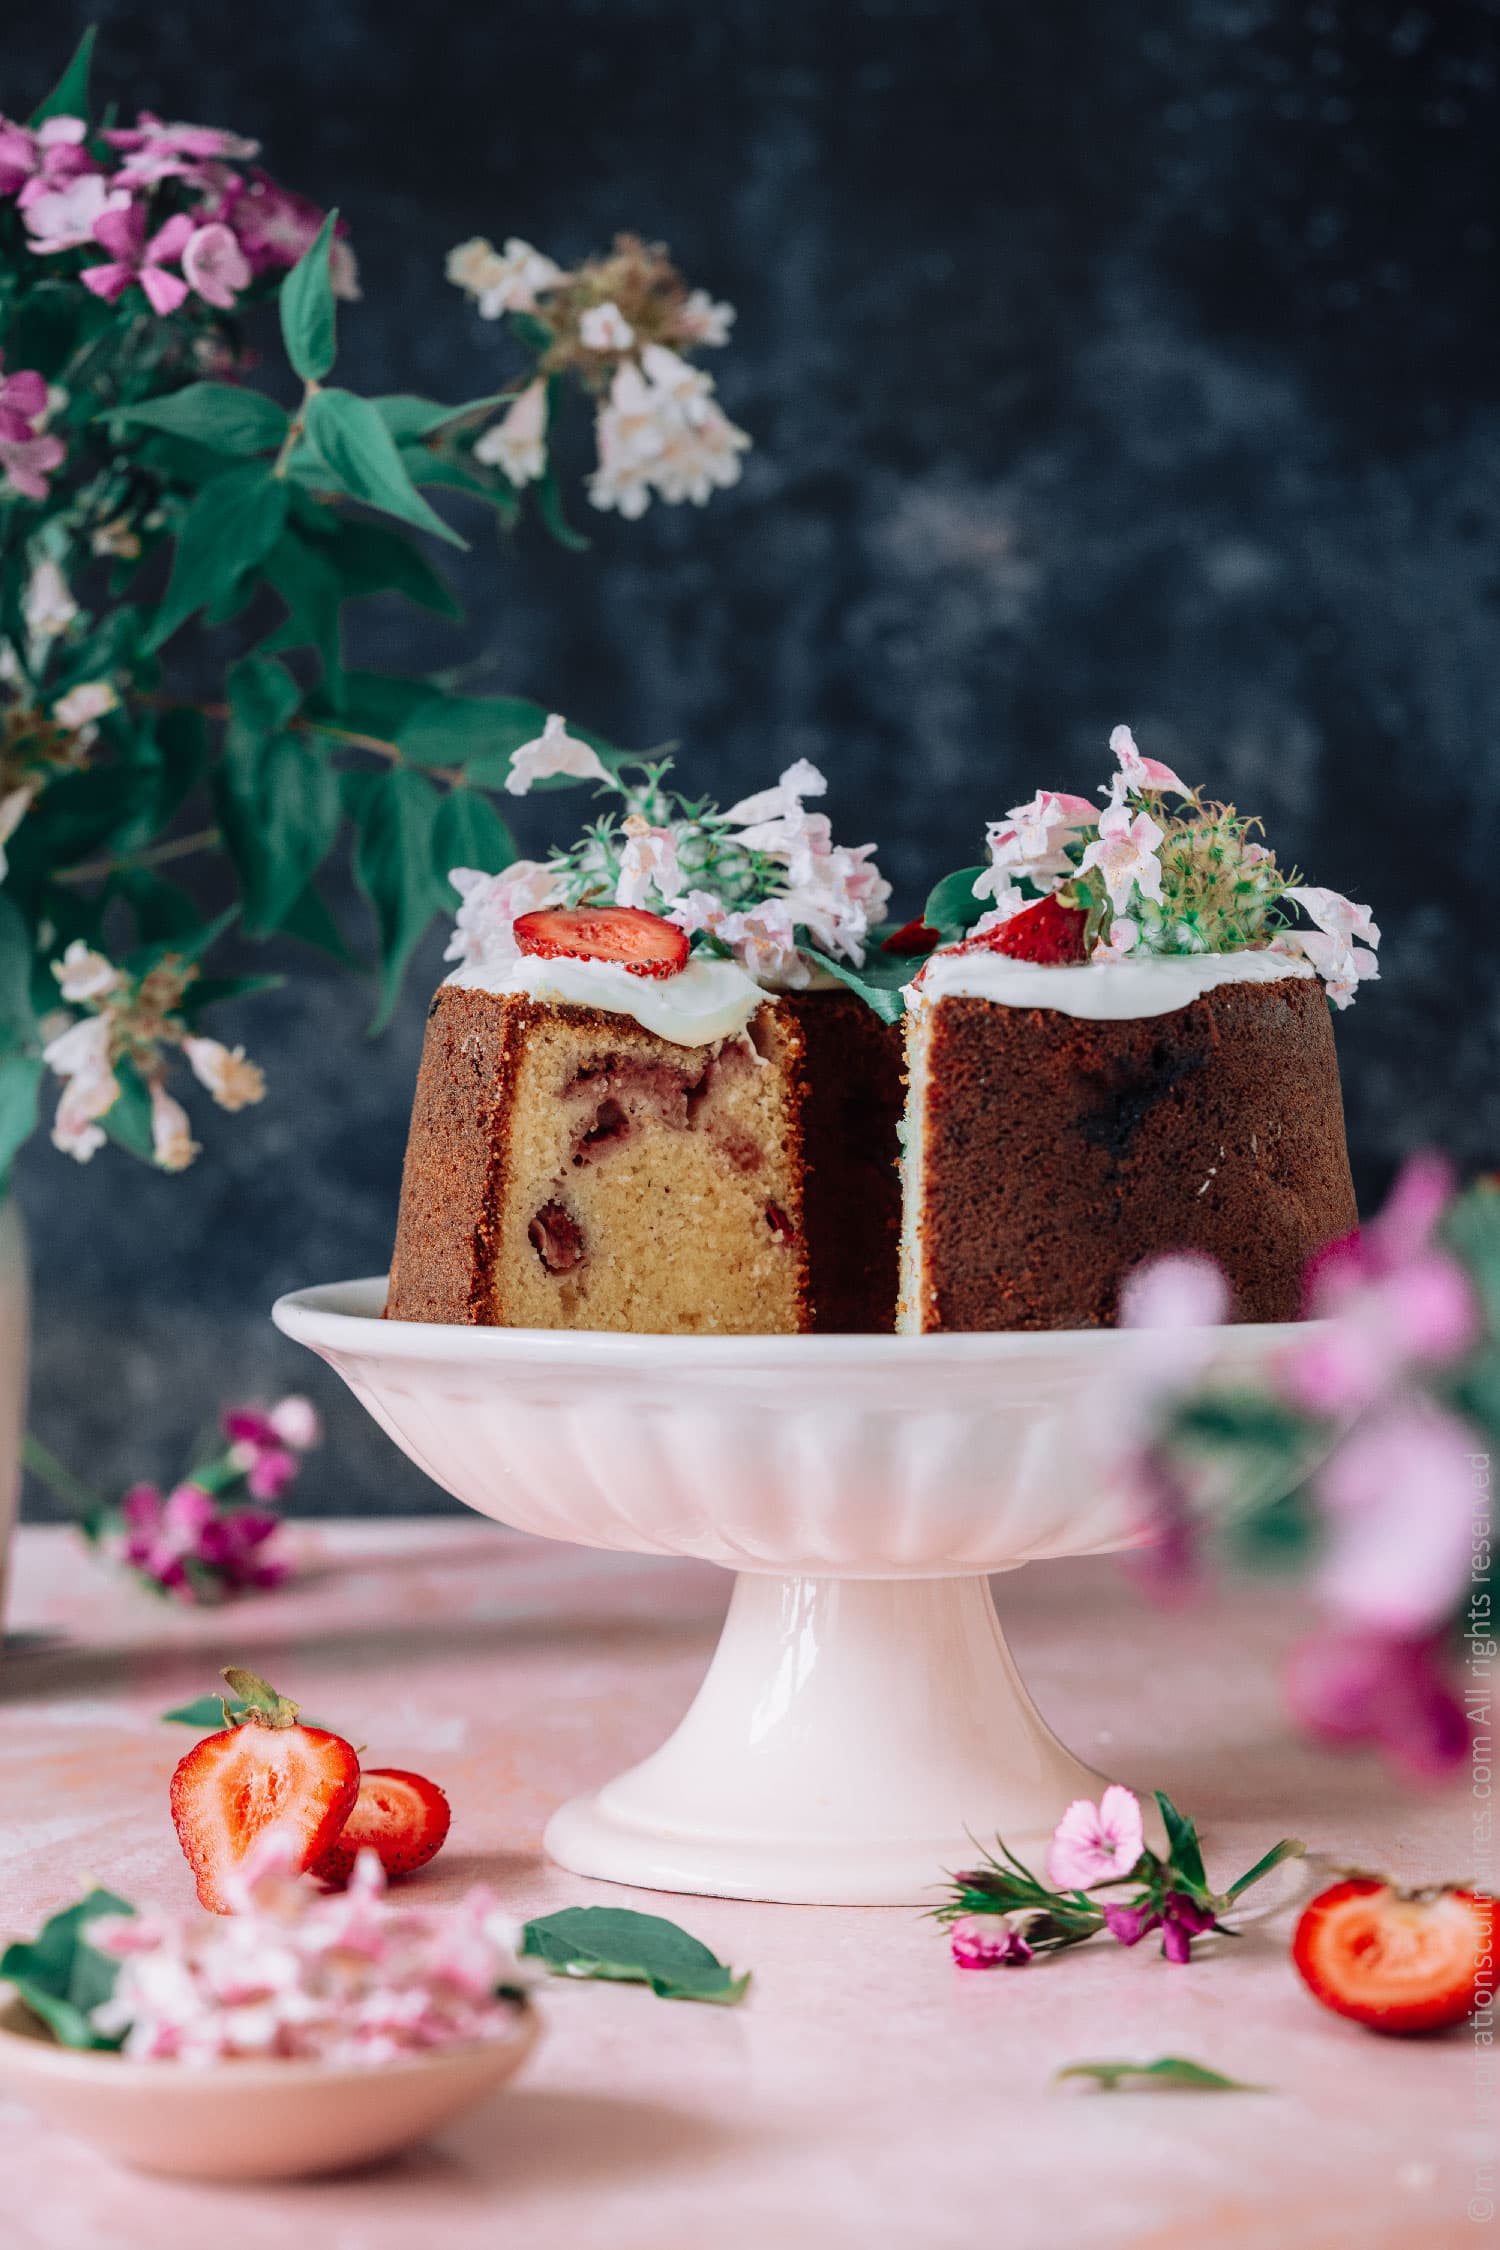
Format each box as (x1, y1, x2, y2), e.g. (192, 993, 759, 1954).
(544, 1570, 1106, 1905)
(272, 1285, 1308, 1908)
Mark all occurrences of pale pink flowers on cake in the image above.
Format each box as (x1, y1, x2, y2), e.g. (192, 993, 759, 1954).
(1276, 885, 1381, 1009)
(1045, 1784, 1146, 1890)
(444, 861, 566, 976)
(504, 714, 611, 797)
(1077, 777, 1166, 916)
(1108, 723, 1192, 798)
(91, 1841, 531, 2064)
(615, 817, 685, 909)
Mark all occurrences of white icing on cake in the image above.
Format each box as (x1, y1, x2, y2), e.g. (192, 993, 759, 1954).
(444, 951, 768, 1047)
(904, 946, 1317, 1020)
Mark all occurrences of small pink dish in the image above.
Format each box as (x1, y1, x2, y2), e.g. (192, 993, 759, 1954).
(0, 1995, 541, 2180)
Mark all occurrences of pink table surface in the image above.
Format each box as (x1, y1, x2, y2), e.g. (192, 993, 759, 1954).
(0, 1519, 1485, 2250)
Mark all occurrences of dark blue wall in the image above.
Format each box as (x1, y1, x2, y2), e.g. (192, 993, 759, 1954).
(14, 0, 1500, 1515)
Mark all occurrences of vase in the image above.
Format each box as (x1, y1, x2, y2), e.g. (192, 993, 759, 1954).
(0, 1197, 30, 1646)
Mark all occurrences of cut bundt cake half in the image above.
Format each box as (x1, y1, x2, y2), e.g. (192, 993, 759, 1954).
(898, 726, 1373, 1333)
(386, 738, 903, 1334)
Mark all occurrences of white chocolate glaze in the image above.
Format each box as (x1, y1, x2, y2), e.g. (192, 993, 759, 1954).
(445, 950, 768, 1047)
(905, 946, 1316, 1020)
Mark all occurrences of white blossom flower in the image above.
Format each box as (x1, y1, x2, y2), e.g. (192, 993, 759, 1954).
(43, 1011, 119, 1163)
(23, 557, 77, 641)
(588, 350, 750, 518)
(665, 888, 730, 940)
(1275, 929, 1379, 1009)
(444, 860, 566, 974)
(675, 288, 735, 346)
(974, 789, 1096, 906)
(53, 941, 121, 1004)
(1108, 723, 1193, 799)
(615, 815, 684, 909)
(1284, 885, 1381, 953)
(472, 379, 547, 487)
(53, 679, 118, 734)
(182, 1036, 266, 1112)
(150, 1082, 199, 1172)
(578, 300, 635, 351)
(723, 759, 827, 828)
(1077, 778, 1165, 915)
(715, 899, 805, 986)
(446, 235, 563, 318)
(504, 713, 610, 797)
(267, 1395, 321, 1451)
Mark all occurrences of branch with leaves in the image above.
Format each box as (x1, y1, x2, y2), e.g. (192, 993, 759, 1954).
(0, 29, 747, 1178)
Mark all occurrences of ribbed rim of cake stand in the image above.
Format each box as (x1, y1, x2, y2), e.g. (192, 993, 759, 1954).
(272, 1276, 1316, 1369)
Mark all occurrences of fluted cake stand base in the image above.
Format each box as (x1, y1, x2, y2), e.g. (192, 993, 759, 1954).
(272, 1286, 1306, 1905)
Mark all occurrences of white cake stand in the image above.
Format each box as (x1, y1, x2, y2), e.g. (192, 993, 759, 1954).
(273, 1282, 1300, 1907)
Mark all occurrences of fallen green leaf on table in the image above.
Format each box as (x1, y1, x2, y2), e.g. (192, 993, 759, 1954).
(0, 1890, 131, 2050)
(1055, 2057, 1266, 2094)
(519, 1906, 750, 2005)
(162, 1693, 248, 1729)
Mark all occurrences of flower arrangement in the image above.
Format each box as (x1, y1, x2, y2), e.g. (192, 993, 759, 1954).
(1115, 1162, 1498, 1778)
(0, 30, 746, 1179)
(27, 1389, 320, 1599)
(448, 230, 748, 521)
(939, 1782, 1302, 1969)
(445, 741, 890, 992)
(920, 724, 1379, 1007)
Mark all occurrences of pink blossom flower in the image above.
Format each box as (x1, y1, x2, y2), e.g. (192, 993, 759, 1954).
(1045, 1785, 1146, 1890)
(0, 114, 94, 202)
(91, 1839, 531, 2063)
(1108, 723, 1193, 798)
(215, 171, 360, 297)
(578, 300, 635, 351)
(1092, 916, 1139, 963)
(108, 1480, 286, 1601)
(1077, 778, 1166, 915)
(1286, 1628, 1469, 1780)
(81, 206, 195, 316)
(0, 354, 64, 501)
(615, 817, 684, 909)
(443, 860, 565, 977)
(1118, 1252, 1229, 1332)
(224, 1396, 321, 1500)
(23, 173, 129, 255)
(951, 1916, 1033, 1969)
(1102, 1891, 1216, 1963)
(102, 111, 260, 178)
(180, 220, 252, 309)
(473, 379, 548, 486)
(1314, 1399, 1479, 1637)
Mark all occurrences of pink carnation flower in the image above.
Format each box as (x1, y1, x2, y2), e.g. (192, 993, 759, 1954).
(0, 354, 64, 501)
(1286, 1628, 1468, 1780)
(110, 1480, 286, 1602)
(181, 220, 252, 309)
(0, 114, 95, 201)
(1045, 1785, 1146, 1890)
(950, 1916, 1033, 1969)
(81, 205, 195, 316)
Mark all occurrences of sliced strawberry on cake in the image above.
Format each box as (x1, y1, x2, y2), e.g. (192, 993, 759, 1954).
(170, 1668, 360, 1913)
(514, 905, 690, 979)
(967, 894, 1089, 964)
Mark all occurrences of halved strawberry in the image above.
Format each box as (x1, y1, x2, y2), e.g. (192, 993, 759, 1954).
(169, 1668, 360, 1915)
(1292, 1877, 1497, 2034)
(880, 917, 942, 958)
(514, 905, 689, 979)
(310, 1768, 452, 1888)
(959, 893, 1089, 965)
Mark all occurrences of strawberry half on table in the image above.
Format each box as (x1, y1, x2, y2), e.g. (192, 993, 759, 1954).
(1292, 1877, 1498, 2035)
(513, 905, 690, 979)
(170, 1668, 360, 1914)
(310, 1769, 453, 1888)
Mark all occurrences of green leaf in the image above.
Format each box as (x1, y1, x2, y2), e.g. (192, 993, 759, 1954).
(352, 766, 444, 1031)
(315, 517, 463, 620)
(533, 458, 590, 553)
(0, 893, 36, 1050)
(0, 1889, 132, 2051)
(1223, 1836, 1305, 1905)
(278, 878, 359, 966)
(280, 211, 340, 384)
(373, 393, 509, 443)
(216, 661, 338, 938)
(112, 868, 205, 946)
(303, 390, 467, 550)
(146, 465, 290, 652)
(924, 867, 988, 940)
(1055, 2057, 1265, 2094)
(0, 1054, 44, 1186)
(101, 1055, 157, 1164)
(262, 532, 344, 698)
(398, 693, 551, 771)
(105, 383, 290, 458)
(518, 1906, 749, 2006)
(30, 27, 96, 124)
(432, 788, 516, 882)
(162, 1693, 247, 1729)
(802, 944, 910, 1026)
(1155, 1790, 1209, 1896)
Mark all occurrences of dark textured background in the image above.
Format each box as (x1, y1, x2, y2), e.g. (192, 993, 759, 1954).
(13, 0, 1500, 1518)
